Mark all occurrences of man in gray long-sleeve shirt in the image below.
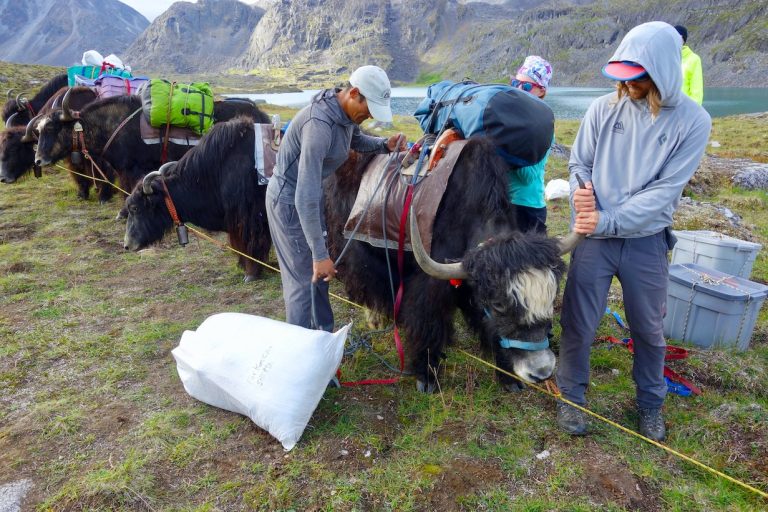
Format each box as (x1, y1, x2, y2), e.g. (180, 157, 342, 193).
(554, 22, 711, 441)
(266, 65, 406, 332)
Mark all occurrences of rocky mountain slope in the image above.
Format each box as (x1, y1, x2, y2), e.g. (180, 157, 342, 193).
(0, 0, 148, 67)
(125, 0, 265, 74)
(1, 0, 765, 86)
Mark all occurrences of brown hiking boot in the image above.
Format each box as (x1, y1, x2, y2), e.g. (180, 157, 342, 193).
(556, 402, 587, 435)
(638, 407, 666, 441)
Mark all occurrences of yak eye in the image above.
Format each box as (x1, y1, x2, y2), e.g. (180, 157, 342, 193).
(129, 205, 138, 214)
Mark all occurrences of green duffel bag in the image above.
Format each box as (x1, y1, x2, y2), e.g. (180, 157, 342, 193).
(140, 79, 214, 135)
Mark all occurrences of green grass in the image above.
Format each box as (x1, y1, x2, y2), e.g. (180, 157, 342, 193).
(2, 67, 768, 510)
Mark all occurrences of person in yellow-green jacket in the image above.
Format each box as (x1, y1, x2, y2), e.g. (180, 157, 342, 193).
(674, 25, 704, 105)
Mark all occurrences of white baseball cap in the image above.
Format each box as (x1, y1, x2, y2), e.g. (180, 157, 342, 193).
(349, 65, 393, 123)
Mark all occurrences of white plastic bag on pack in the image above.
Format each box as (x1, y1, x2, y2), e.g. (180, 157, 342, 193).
(81, 50, 104, 66)
(103, 54, 125, 70)
(172, 313, 350, 450)
(545, 178, 571, 201)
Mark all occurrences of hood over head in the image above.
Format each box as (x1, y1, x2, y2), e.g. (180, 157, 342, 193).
(606, 21, 684, 106)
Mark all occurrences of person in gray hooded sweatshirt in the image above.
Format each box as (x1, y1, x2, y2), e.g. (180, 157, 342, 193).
(267, 65, 406, 333)
(555, 22, 711, 441)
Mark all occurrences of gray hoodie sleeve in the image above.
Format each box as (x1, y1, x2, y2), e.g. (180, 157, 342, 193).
(295, 118, 333, 261)
(568, 102, 599, 197)
(351, 124, 389, 153)
(593, 115, 711, 237)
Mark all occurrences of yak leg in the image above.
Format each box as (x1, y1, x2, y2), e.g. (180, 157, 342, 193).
(228, 232, 259, 282)
(70, 169, 90, 200)
(494, 348, 526, 392)
(401, 277, 455, 393)
(244, 210, 273, 281)
(457, 292, 524, 392)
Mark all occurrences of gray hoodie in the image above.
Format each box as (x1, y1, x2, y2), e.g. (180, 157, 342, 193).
(267, 89, 389, 260)
(569, 21, 712, 238)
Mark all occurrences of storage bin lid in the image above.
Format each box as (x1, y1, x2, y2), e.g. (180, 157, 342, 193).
(669, 263, 768, 301)
(672, 230, 762, 251)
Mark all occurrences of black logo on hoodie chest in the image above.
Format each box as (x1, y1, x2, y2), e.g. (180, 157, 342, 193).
(612, 121, 624, 134)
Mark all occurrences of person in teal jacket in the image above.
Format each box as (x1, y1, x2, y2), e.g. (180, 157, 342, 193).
(508, 55, 553, 233)
(674, 25, 704, 105)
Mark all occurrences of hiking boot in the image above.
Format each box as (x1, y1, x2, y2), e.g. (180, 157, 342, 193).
(556, 402, 587, 435)
(327, 375, 341, 389)
(638, 407, 666, 441)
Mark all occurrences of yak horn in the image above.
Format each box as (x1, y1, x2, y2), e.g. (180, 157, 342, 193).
(60, 88, 75, 121)
(409, 204, 467, 280)
(557, 232, 585, 255)
(6, 88, 15, 100)
(158, 161, 177, 176)
(142, 170, 163, 195)
(5, 111, 18, 128)
(20, 113, 43, 143)
(15, 92, 27, 108)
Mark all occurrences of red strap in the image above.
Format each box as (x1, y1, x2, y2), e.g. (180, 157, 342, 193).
(125, 79, 131, 96)
(338, 183, 413, 386)
(598, 336, 701, 395)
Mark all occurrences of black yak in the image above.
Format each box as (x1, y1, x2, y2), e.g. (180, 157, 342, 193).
(33, 91, 269, 198)
(122, 117, 271, 281)
(3, 74, 69, 128)
(1, 87, 102, 199)
(324, 138, 582, 392)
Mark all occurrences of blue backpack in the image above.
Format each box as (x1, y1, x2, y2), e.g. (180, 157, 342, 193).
(413, 80, 554, 167)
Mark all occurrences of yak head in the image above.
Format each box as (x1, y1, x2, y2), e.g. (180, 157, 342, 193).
(2, 90, 31, 128)
(0, 126, 36, 184)
(410, 209, 583, 386)
(123, 162, 178, 251)
(33, 87, 96, 168)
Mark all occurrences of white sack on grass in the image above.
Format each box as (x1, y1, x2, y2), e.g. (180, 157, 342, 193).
(545, 178, 571, 201)
(172, 312, 351, 450)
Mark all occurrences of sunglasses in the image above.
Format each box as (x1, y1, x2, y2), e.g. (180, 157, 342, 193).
(626, 73, 651, 83)
(511, 79, 543, 92)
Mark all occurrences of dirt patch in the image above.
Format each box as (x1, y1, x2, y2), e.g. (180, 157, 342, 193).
(568, 440, 661, 512)
(424, 457, 505, 512)
(0, 223, 36, 243)
(3, 261, 34, 274)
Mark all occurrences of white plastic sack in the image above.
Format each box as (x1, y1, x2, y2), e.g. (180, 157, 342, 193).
(172, 313, 351, 450)
(81, 50, 104, 66)
(545, 178, 571, 201)
(103, 53, 125, 70)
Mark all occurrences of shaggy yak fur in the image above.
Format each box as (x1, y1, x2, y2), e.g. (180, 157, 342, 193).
(325, 138, 569, 392)
(123, 117, 271, 281)
(34, 95, 269, 201)
(2, 73, 69, 127)
(0, 87, 99, 200)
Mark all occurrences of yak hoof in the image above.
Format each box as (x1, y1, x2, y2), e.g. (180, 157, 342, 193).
(364, 308, 390, 330)
(243, 274, 257, 283)
(416, 379, 437, 394)
(501, 380, 526, 393)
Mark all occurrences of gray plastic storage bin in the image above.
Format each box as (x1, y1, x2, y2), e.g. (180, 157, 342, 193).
(664, 263, 768, 350)
(671, 230, 761, 278)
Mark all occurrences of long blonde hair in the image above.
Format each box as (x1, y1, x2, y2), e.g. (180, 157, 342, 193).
(615, 81, 662, 118)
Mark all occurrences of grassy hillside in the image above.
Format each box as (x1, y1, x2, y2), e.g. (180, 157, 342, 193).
(1, 65, 767, 510)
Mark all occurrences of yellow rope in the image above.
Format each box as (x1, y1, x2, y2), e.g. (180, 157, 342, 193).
(54, 163, 129, 196)
(458, 349, 767, 500)
(47, 162, 768, 500)
(184, 225, 362, 310)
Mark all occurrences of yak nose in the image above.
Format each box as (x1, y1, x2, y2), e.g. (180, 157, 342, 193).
(0, 176, 12, 184)
(34, 159, 43, 167)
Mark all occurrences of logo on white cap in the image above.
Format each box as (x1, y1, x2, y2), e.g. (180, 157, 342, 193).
(350, 65, 393, 123)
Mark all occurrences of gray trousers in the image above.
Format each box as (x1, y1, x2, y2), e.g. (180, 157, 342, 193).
(556, 231, 670, 409)
(266, 188, 334, 332)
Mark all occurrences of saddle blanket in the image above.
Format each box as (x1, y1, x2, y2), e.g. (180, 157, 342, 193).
(344, 140, 468, 254)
